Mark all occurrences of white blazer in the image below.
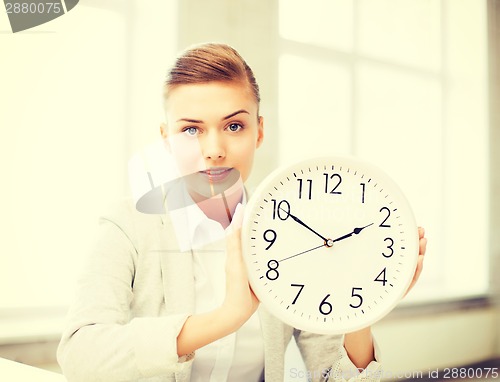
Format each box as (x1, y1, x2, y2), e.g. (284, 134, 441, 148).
(57, 199, 381, 382)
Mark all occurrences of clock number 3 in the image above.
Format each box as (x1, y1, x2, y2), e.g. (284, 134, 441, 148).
(382, 237, 394, 258)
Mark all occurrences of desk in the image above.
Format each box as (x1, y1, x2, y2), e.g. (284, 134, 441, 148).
(0, 357, 66, 381)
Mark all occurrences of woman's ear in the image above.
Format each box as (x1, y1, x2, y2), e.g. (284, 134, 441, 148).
(256, 116, 264, 148)
(160, 122, 168, 139)
(160, 123, 171, 152)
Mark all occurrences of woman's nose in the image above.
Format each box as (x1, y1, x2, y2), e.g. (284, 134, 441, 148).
(203, 131, 226, 160)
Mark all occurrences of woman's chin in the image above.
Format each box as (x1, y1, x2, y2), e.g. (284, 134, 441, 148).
(185, 168, 242, 200)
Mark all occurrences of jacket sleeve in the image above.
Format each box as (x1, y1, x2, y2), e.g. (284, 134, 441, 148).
(293, 329, 382, 382)
(57, 204, 193, 382)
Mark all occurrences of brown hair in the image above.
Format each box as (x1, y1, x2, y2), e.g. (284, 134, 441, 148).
(164, 43, 260, 105)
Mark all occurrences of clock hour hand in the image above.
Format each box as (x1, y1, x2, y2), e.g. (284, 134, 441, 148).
(280, 207, 329, 244)
(331, 223, 374, 243)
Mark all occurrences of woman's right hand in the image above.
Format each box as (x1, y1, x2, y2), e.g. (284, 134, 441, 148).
(176, 204, 259, 356)
(223, 212, 260, 328)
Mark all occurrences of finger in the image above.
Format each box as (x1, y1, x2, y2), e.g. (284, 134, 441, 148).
(227, 203, 244, 234)
(418, 226, 425, 239)
(414, 255, 424, 281)
(419, 237, 427, 257)
(249, 284, 261, 302)
(405, 255, 424, 297)
(226, 228, 242, 257)
(232, 203, 244, 230)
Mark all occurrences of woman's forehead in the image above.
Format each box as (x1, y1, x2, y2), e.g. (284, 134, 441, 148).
(164, 81, 257, 116)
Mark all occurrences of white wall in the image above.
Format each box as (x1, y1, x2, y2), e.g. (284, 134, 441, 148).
(176, 0, 280, 192)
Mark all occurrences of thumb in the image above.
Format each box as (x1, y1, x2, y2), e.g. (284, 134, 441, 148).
(228, 203, 244, 234)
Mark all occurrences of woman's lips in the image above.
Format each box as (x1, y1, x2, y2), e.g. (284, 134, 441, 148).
(199, 167, 233, 183)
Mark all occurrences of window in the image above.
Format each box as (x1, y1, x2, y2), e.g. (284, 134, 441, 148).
(0, 1, 177, 309)
(278, 0, 489, 303)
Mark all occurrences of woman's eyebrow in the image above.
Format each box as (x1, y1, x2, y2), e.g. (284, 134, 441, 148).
(222, 109, 249, 120)
(176, 117, 203, 123)
(176, 109, 249, 124)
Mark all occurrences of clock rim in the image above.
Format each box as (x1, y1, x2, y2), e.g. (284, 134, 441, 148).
(242, 155, 419, 335)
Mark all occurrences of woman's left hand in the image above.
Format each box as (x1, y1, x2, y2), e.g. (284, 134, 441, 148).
(404, 226, 427, 297)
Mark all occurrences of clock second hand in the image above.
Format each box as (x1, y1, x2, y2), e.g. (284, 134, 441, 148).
(278, 243, 326, 263)
(278, 223, 375, 263)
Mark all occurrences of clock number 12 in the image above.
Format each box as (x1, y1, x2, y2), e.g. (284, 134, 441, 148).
(323, 173, 342, 194)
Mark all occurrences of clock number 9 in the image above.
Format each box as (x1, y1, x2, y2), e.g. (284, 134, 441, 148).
(266, 260, 280, 280)
(271, 199, 290, 220)
(319, 294, 333, 315)
(263, 229, 277, 250)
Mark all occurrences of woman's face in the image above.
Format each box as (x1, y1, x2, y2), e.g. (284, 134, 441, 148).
(161, 81, 264, 200)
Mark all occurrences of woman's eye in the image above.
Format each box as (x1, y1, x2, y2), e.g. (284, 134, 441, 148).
(183, 127, 199, 136)
(227, 123, 243, 132)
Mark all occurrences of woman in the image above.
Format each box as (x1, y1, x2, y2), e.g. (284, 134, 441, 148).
(57, 43, 427, 382)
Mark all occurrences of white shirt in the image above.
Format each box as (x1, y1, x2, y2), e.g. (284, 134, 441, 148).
(167, 186, 265, 382)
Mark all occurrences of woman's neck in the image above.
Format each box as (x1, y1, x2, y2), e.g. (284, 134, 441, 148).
(192, 187, 243, 229)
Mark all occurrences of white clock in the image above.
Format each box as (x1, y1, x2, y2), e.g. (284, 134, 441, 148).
(242, 156, 418, 335)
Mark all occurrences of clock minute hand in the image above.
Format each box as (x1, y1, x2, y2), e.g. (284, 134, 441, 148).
(331, 223, 374, 244)
(280, 207, 329, 243)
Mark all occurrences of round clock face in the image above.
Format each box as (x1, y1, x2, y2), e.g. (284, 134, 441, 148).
(242, 156, 418, 335)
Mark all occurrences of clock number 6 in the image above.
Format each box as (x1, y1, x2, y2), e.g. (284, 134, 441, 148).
(319, 294, 333, 315)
